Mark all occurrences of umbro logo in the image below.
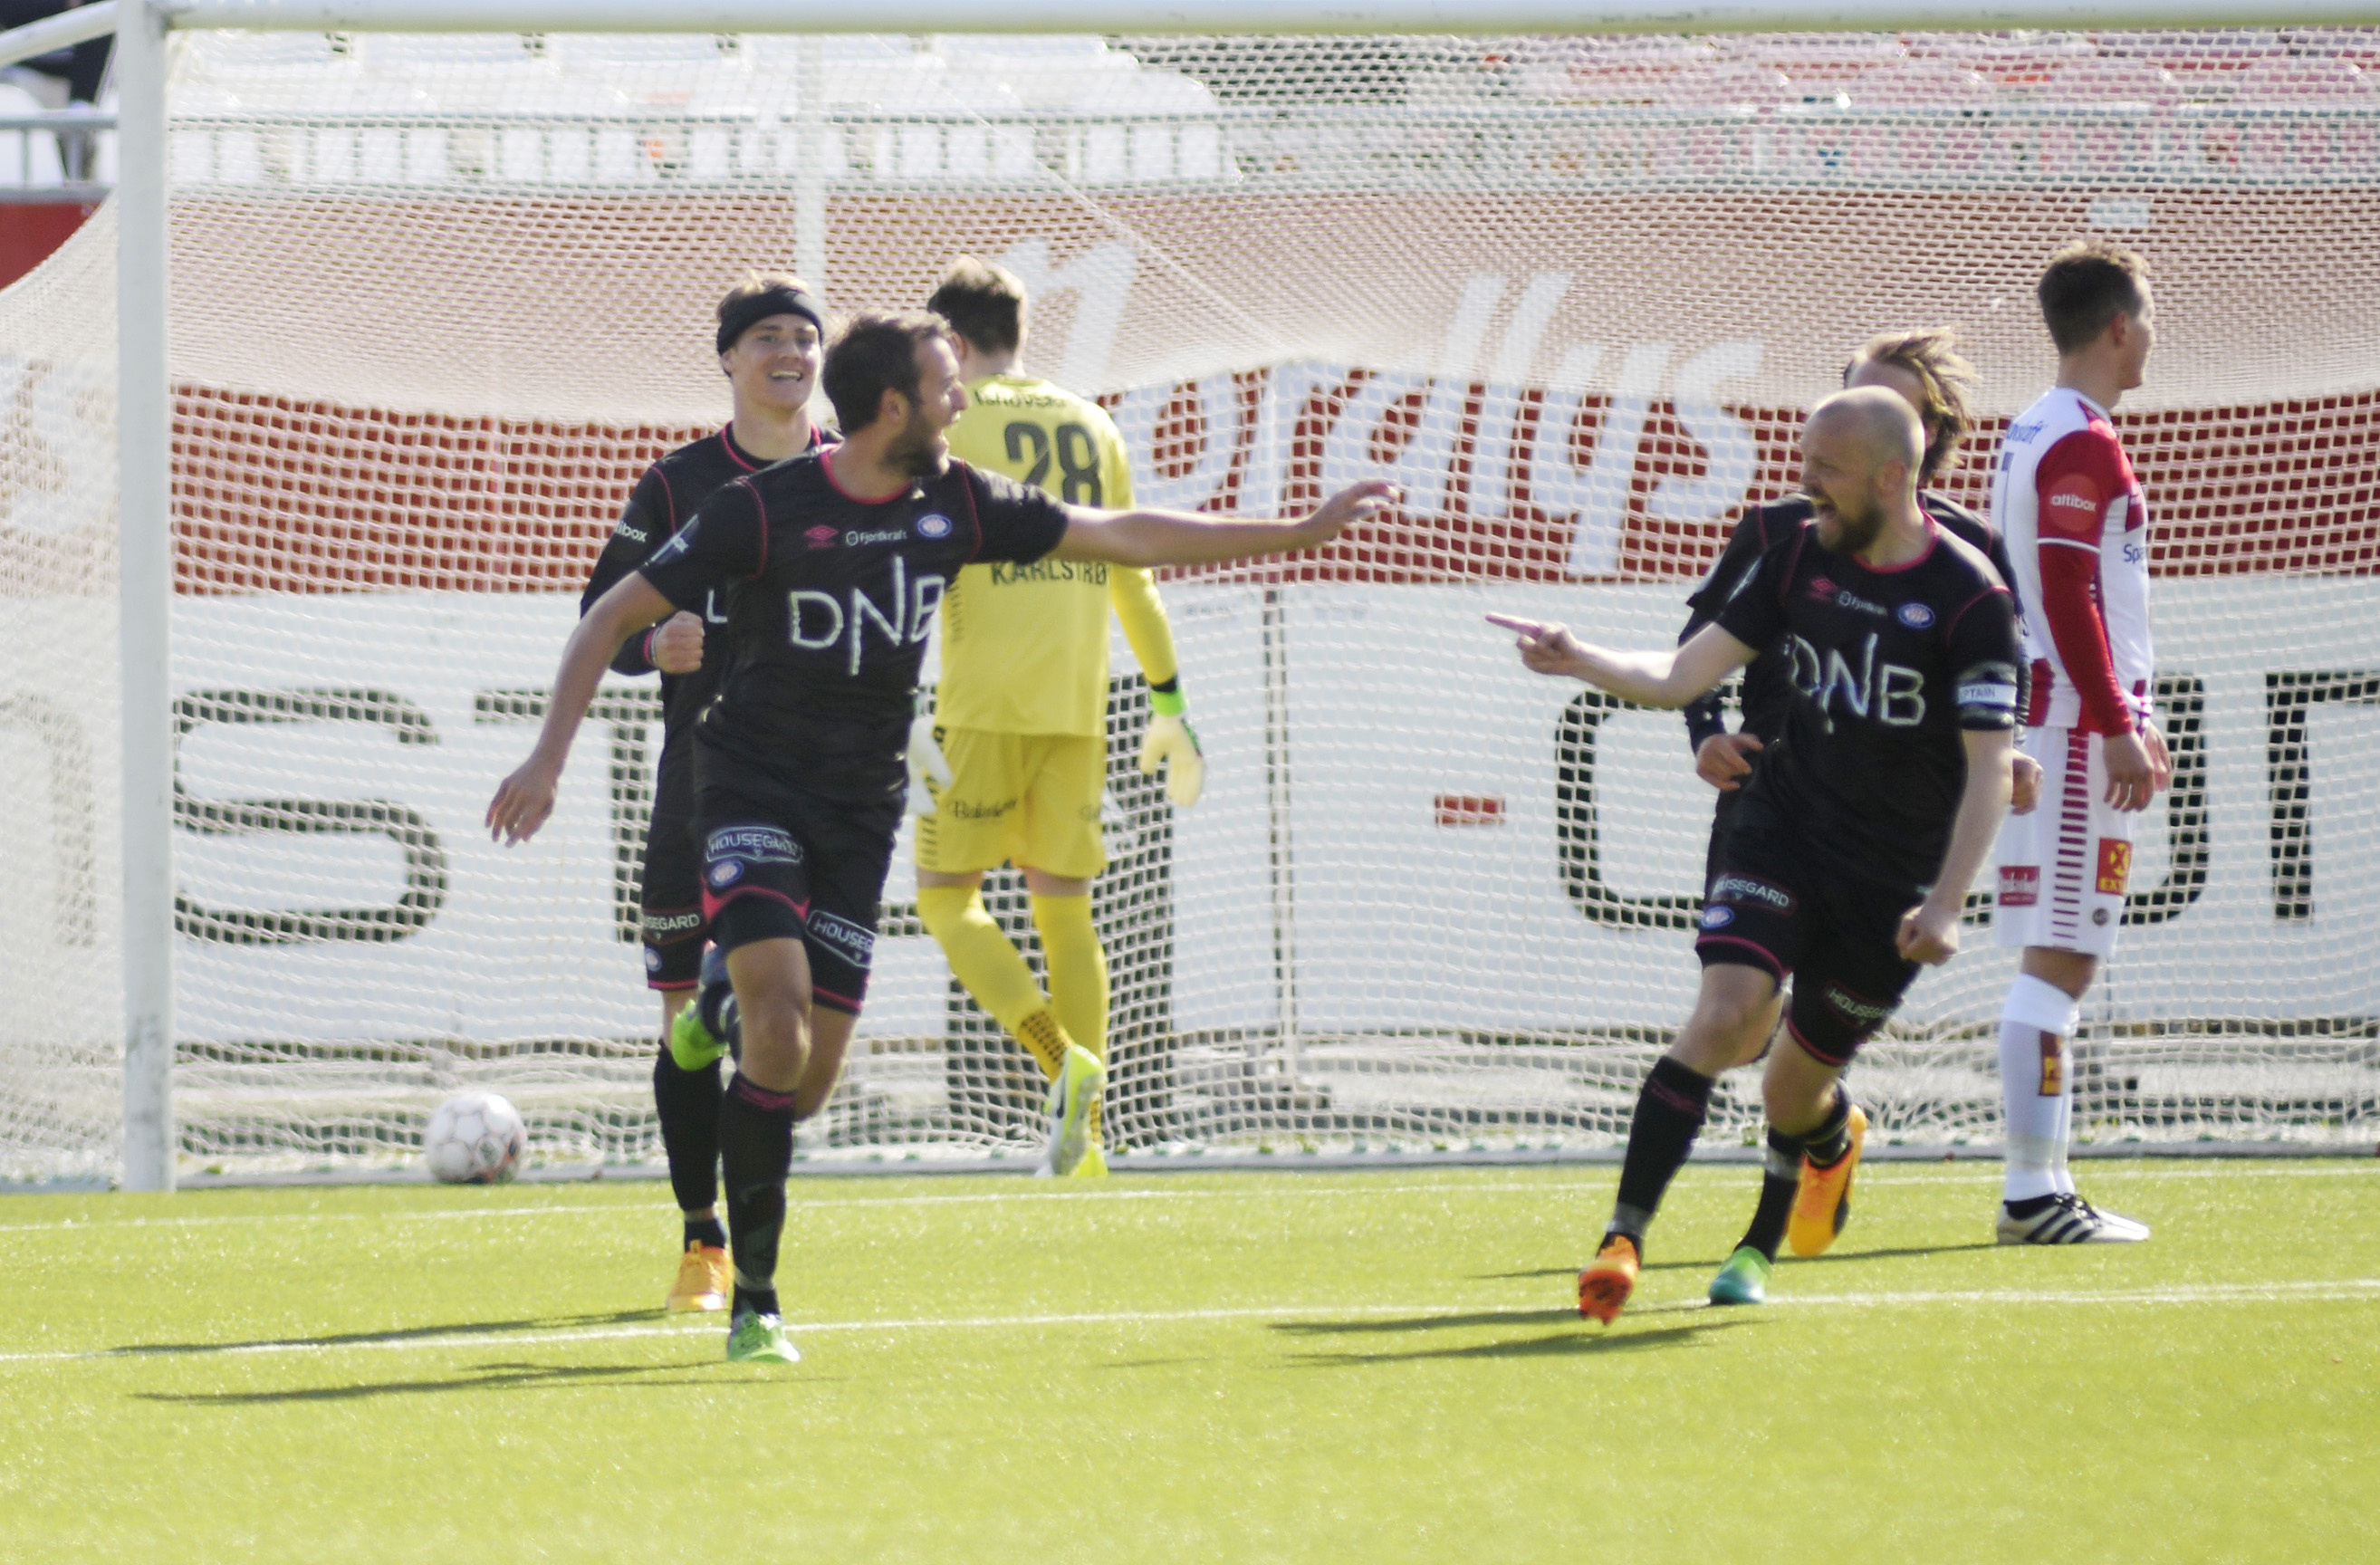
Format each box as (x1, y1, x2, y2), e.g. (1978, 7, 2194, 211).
(805, 524, 839, 549)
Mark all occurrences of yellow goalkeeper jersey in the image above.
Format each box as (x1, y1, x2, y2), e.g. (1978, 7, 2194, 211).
(936, 372, 1179, 736)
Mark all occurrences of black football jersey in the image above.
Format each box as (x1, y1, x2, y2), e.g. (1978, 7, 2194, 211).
(1682, 490, 2023, 754)
(636, 453, 1072, 802)
(581, 424, 830, 739)
(1715, 516, 2022, 888)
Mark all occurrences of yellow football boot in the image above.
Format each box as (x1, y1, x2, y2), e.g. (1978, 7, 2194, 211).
(666, 1241, 731, 1313)
(1036, 1044, 1108, 1178)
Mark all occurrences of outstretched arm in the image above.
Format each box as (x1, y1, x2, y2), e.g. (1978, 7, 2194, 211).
(1486, 615, 1756, 710)
(486, 572, 679, 843)
(1678, 506, 1770, 754)
(1050, 481, 1397, 569)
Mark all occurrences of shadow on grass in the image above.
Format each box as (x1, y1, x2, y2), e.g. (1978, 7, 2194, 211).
(1478, 1261, 1716, 1281)
(1481, 1238, 2000, 1283)
(1798, 1241, 2001, 1264)
(1276, 1307, 1584, 1335)
(104, 1308, 667, 1360)
(1097, 1356, 1214, 1372)
(1283, 1314, 1759, 1367)
(134, 1356, 814, 1405)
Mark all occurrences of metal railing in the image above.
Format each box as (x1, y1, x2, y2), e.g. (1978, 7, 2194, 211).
(0, 108, 112, 202)
(123, 101, 2380, 197)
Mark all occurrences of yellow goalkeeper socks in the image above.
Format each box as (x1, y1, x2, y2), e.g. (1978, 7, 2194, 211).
(916, 885, 1071, 1080)
(1032, 892, 1108, 1137)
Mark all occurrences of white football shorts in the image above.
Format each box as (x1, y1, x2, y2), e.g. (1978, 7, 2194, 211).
(1992, 725, 2137, 957)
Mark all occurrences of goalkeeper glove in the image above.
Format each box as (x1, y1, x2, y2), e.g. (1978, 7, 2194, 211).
(906, 710, 953, 816)
(1137, 684, 1204, 808)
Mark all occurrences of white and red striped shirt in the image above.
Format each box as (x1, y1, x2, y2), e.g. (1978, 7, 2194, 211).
(1989, 387, 2154, 734)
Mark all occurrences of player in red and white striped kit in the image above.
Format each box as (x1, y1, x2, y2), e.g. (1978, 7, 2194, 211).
(1988, 243, 2173, 1243)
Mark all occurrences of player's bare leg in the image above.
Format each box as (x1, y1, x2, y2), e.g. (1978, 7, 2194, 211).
(1581, 963, 1780, 1321)
(792, 1004, 858, 1123)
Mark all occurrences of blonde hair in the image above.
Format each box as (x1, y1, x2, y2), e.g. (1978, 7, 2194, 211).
(1848, 327, 1977, 485)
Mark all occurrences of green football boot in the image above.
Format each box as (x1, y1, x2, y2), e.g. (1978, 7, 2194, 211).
(667, 1000, 725, 1072)
(668, 947, 731, 1071)
(725, 1311, 801, 1365)
(1707, 1244, 1772, 1307)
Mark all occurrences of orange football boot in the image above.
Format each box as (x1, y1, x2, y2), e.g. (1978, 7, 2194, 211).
(1787, 1104, 1868, 1258)
(1578, 1234, 1641, 1323)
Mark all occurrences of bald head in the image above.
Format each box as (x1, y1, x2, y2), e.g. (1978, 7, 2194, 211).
(1799, 386, 1925, 557)
(1808, 386, 1924, 474)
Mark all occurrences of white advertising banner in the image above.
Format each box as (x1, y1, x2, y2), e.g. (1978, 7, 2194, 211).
(153, 578, 2380, 1051)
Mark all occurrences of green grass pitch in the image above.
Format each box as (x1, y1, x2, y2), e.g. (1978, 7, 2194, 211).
(3, 1160, 2375, 1563)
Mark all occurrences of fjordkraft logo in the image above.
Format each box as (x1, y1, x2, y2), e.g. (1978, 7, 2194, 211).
(1999, 864, 2039, 907)
(2096, 838, 2133, 897)
(2037, 1030, 2064, 1096)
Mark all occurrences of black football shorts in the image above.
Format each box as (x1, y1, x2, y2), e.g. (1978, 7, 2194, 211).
(638, 736, 705, 991)
(694, 760, 900, 1017)
(1693, 823, 1924, 1067)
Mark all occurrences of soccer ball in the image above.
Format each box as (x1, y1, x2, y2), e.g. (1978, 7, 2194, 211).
(423, 1091, 527, 1185)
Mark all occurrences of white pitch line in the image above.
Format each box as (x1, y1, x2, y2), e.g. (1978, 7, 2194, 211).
(1, 1160, 2373, 1237)
(1770, 1278, 2380, 1308)
(0, 1182, 1595, 1236)
(2, 1281, 2374, 1370)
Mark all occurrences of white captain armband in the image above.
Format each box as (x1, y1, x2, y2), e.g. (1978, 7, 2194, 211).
(1954, 662, 2020, 728)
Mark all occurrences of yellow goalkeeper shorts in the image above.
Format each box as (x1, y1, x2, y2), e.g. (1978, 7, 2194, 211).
(914, 727, 1108, 880)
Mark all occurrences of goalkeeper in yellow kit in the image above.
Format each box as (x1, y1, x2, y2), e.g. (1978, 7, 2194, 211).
(910, 256, 1200, 1178)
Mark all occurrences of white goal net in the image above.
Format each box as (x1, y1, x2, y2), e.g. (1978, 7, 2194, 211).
(5, 26, 2378, 1178)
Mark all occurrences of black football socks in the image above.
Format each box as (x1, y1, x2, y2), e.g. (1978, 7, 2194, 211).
(1607, 1056, 1715, 1253)
(719, 1071, 795, 1320)
(652, 1042, 723, 1224)
(1737, 1125, 1803, 1263)
(1803, 1085, 1855, 1167)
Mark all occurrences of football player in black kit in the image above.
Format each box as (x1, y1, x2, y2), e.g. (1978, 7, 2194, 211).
(1490, 387, 2020, 1324)
(490, 310, 1396, 1363)
(576, 274, 831, 1317)
(1673, 329, 2041, 1305)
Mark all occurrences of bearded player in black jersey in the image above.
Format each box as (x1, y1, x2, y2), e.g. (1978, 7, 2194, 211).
(1673, 329, 2041, 1306)
(491, 310, 1395, 1363)
(576, 275, 831, 1317)
(1491, 387, 2020, 1324)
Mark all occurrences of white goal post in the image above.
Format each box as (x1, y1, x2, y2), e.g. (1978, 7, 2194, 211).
(3, 2, 2375, 1187)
